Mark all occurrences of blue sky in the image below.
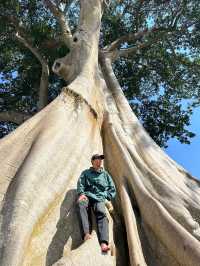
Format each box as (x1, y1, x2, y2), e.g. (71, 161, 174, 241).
(165, 107, 200, 179)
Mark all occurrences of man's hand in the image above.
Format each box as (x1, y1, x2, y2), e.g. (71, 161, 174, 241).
(77, 194, 88, 202)
(105, 200, 113, 213)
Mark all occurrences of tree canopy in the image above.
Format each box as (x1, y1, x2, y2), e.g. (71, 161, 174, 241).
(0, 0, 200, 147)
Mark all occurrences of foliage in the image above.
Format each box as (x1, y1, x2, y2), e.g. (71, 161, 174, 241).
(0, 0, 200, 146)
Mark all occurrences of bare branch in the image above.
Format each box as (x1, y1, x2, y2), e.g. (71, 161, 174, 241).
(40, 37, 62, 49)
(15, 33, 47, 67)
(105, 26, 167, 52)
(6, 17, 48, 67)
(103, 0, 111, 7)
(134, 0, 145, 32)
(102, 35, 161, 62)
(170, 0, 187, 28)
(1, 15, 29, 42)
(43, 0, 73, 48)
(117, 41, 154, 59)
(15, 32, 49, 110)
(37, 67, 49, 110)
(2, 15, 50, 110)
(0, 111, 31, 125)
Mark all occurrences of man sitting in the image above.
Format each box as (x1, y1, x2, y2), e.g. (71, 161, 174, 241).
(77, 154, 116, 252)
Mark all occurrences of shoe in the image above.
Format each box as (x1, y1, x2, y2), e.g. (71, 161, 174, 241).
(84, 233, 92, 241)
(101, 243, 110, 252)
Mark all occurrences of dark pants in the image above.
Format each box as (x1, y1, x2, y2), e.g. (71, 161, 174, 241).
(77, 197, 109, 245)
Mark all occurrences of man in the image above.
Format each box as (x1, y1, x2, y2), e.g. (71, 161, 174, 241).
(77, 154, 116, 252)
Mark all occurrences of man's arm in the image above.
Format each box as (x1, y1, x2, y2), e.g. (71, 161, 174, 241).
(105, 171, 116, 200)
(77, 171, 87, 200)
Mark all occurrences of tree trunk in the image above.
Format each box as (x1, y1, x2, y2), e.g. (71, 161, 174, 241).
(1, 1, 200, 266)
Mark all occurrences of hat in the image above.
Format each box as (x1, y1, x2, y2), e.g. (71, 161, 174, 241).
(91, 154, 105, 161)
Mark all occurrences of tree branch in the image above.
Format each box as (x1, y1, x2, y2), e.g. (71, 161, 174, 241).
(170, 0, 187, 28)
(117, 40, 154, 59)
(103, 0, 111, 7)
(15, 33, 49, 110)
(134, 0, 145, 32)
(101, 39, 157, 63)
(43, 0, 73, 48)
(2, 15, 50, 110)
(40, 37, 62, 50)
(0, 111, 31, 124)
(105, 26, 168, 52)
(104, 25, 176, 61)
(15, 33, 47, 67)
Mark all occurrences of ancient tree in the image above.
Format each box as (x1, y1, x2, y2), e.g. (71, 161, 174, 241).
(0, 1, 200, 266)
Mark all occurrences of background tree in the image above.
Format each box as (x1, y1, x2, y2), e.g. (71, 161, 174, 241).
(0, 1, 200, 266)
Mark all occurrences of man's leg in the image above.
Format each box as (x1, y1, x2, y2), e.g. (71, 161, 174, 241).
(77, 198, 91, 240)
(93, 201, 109, 246)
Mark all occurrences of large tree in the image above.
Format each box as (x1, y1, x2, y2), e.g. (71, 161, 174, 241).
(0, 1, 200, 266)
(1, 0, 200, 146)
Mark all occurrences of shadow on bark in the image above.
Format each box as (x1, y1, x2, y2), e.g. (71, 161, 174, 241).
(45, 188, 128, 266)
(46, 189, 83, 266)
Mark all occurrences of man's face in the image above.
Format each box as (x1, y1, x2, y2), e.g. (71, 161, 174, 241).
(92, 158, 102, 169)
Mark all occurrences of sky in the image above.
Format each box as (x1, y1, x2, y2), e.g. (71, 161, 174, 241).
(165, 107, 200, 179)
(145, 13, 200, 178)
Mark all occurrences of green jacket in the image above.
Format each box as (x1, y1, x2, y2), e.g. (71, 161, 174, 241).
(77, 167, 116, 202)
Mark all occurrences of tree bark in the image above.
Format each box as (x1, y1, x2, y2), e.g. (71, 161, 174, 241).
(0, 1, 200, 266)
(44, 0, 73, 49)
